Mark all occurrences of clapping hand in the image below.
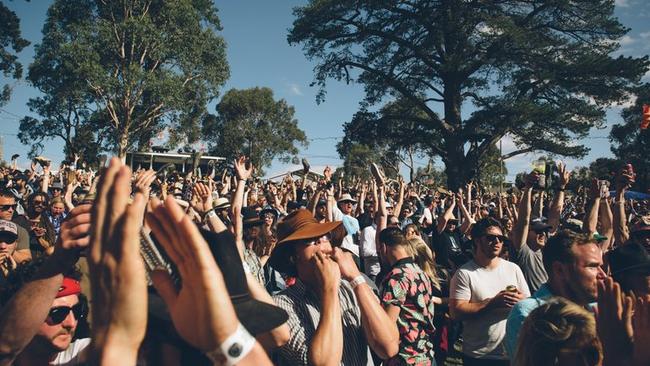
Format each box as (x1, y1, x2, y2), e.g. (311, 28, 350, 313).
(88, 158, 148, 362)
(597, 277, 634, 364)
(146, 196, 241, 351)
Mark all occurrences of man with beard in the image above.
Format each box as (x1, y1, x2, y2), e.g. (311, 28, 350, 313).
(449, 218, 529, 366)
(505, 230, 606, 360)
(6, 269, 89, 365)
(24, 192, 56, 256)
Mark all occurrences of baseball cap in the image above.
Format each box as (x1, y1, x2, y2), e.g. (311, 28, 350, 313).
(0, 220, 18, 242)
(530, 218, 552, 232)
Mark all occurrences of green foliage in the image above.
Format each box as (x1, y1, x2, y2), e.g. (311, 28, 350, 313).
(337, 98, 439, 181)
(477, 143, 508, 190)
(0, 1, 29, 106)
(610, 84, 650, 191)
(19, 0, 229, 158)
(339, 143, 380, 181)
(203, 87, 308, 174)
(289, 0, 649, 189)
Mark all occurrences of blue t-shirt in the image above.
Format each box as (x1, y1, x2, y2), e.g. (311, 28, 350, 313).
(505, 283, 596, 362)
(505, 283, 554, 360)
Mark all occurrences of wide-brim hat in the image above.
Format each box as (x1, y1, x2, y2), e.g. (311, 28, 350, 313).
(337, 193, 357, 204)
(242, 207, 263, 228)
(268, 209, 342, 274)
(213, 197, 230, 210)
(609, 242, 650, 278)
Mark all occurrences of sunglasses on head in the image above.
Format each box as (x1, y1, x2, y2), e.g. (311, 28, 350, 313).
(47, 303, 85, 325)
(484, 234, 507, 243)
(0, 204, 17, 211)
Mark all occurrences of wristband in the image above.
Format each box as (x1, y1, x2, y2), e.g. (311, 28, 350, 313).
(205, 323, 256, 366)
(349, 275, 366, 289)
(203, 209, 216, 222)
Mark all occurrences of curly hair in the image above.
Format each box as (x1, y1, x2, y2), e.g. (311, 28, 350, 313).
(0, 257, 81, 307)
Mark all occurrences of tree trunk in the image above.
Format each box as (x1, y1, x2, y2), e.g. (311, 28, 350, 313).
(444, 139, 467, 190)
(117, 132, 129, 160)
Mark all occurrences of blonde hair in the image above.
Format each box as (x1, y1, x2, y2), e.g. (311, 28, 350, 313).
(405, 238, 440, 291)
(515, 297, 602, 366)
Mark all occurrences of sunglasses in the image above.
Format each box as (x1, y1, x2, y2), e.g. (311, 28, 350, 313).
(32, 200, 45, 205)
(47, 303, 86, 325)
(0, 204, 17, 211)
(535, 230, 550, 237)
(484, 234, 507, 243)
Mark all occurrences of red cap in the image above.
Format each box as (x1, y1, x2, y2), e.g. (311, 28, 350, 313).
(57, 277, 81, 298)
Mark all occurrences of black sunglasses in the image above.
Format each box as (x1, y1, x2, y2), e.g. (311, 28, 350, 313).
(484, 234, 507, 243)
(0, 204, 17, 211)
(47, 303, 86, 324)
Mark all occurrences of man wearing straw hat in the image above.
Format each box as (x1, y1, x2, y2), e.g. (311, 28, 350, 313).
(269, 209, 399, 365)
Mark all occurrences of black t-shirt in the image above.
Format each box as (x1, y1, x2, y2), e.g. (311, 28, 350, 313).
(431, 229, 468, 269)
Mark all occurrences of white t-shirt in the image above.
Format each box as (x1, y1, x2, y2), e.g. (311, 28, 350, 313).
(419, 207, 434, 227)
(51, 337, 90, 365)
(359, 224, 377, 258)
(450, 259, 530, 360)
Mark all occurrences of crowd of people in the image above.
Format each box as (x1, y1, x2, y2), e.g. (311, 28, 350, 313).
(0, 153, 648, 366)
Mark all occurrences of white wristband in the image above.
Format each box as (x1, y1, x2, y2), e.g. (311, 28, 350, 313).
(350, 275, 366, 289)
(205, 323, 256, 366)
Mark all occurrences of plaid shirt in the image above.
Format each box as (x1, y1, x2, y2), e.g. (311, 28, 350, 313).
(272, 279, 373, 365)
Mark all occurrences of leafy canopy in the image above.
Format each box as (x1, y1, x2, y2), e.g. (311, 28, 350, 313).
(289, 0, 648, 188)
(0, 1, 29, 106)
(203, 87, 308, 174)
(19, 0, 229, 158)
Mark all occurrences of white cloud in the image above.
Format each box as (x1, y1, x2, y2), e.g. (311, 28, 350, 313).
(615, 0, 631, 7)
(618, 35, 635, 46)
(640, 31, 650, 39)
(288, 83, 303, 96)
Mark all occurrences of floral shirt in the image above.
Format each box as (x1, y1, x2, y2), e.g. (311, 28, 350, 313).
(381, 258, 436, 365)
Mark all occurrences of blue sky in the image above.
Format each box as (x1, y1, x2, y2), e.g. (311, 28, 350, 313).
(1, 0, 649, 182)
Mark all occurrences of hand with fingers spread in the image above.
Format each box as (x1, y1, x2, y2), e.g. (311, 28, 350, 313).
(191, 181, 214, 216)
(597, 277, 634, 365)
(134, 169, 156, 197)
(88, 157, 148, 363)
(557, 161, 571, 189)
(146, 196, 250, 352)
(234, 156, 253, 182)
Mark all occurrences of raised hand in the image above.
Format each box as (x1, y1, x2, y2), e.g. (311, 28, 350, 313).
(323, 166, 333, 182)
(88, 158, 148, 362)
(134, 169, 156, 198)
(191, 181, 214, 216)
(146, 196, 242, 352)
(597, 277, 634, 364)
(234, 156, 253, 182)
(557, 161, 571, 189)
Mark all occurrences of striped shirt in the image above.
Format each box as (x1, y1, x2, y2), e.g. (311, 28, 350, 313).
(272, 279, 373, 365)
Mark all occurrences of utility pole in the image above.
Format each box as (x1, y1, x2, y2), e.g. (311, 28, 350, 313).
(499, 138, 503, 193)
